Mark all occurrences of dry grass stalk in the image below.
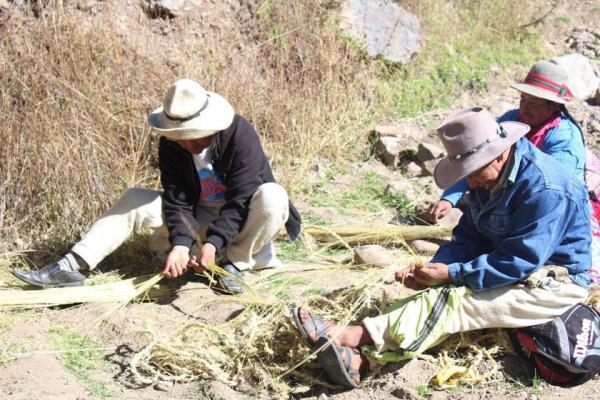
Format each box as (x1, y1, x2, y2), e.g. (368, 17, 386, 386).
(0, 273, 167, 310)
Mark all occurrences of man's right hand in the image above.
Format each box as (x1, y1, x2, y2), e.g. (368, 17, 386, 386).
(162, 245, 190, 278)
(426, 199, 453, 223)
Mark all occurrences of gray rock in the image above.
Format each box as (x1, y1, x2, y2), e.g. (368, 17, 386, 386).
(410, 240, 440, 255)
(416, 142, 444, 162)
(375, 136, 402, 166)
(373, 123, 415, 137)
(437, 208, 462, 227)
(353, 245, 395, 267)
(552, 54, 600, 100)
(154, 381, 173, 391)
(391, 386, 420, 400)
(385, 179, 417, 202)
(405, 161, 422, 178)
(340, 0, 421, 64)
(420, 159, 438, 176)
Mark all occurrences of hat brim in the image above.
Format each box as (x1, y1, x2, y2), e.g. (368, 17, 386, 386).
(510, 82, 570, 104)
(148, 91, 235, 140)
(434, 121, 530, 190)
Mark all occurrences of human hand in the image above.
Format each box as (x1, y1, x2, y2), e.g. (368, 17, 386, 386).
(162, 245, 190, 278)
(194, 242, 217, 272)
(426, 200, 453, 223)
(395, 262, 451, 290)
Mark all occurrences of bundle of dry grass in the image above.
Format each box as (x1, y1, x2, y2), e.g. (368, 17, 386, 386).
(0, 273, 166, 310)
(299, 224, 453, 249)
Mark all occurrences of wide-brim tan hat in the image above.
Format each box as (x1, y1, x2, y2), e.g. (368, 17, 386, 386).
(148, 79, 235, 140)
(510, 60, 574, 105)
(434, 107, 530, 190)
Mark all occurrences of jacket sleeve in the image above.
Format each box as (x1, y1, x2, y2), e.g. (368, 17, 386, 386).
(539, 120, 585, 184)
(159, 138, 201, 249)
(441, 179, 468, 206)
(430, 204, 487, 265)
(204, 119, 266, 254)
(446, 189, 572, 292)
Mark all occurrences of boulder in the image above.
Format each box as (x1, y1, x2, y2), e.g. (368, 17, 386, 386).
(375, 136, 402, 166)
(416, 142, 444, 162)
(353, 245, 395, 267)
(371, 123, 428, 154)
(552, 54, 600, 101)
(340, 0, 421, 64)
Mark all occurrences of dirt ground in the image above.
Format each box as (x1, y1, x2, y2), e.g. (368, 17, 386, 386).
(2, 1, 600, 399)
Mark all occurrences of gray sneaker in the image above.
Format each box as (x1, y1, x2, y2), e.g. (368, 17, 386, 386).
(12, 253, 87, 288)
(216, 263, 245, 294)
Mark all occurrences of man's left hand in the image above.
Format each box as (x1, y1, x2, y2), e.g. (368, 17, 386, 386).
(395, 262, 452, 289)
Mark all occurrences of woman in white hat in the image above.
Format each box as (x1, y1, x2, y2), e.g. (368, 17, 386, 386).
(428, 60, 585, 222)
(13, 79, 302, 294)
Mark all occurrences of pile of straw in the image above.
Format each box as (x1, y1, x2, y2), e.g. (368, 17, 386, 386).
(129, 265, 392, 395)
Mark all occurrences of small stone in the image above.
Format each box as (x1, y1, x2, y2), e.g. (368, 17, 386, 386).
(529, 395, 538, 400)
(318, 394, 329, 400)
(410, 240, 440, 255)
(416, 142, 444, 162)
(353, 245, 395, 267)
(154, 381, 173, 391)
(373, 123, 414, 137)
(391, 386, 420, 400)
(385, 179, 417, 202)
(405, 161, 422, 178)
(420, 159, 438, 176)
(375, 136, 402, 166)
(437, 208, 462, 227)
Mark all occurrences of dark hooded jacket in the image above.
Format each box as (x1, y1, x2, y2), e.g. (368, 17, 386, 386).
(158, 114, 301, 254)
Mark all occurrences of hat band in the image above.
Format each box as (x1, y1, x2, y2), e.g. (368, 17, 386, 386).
(448, 125, 508, 161)
(523, 73, 573, 100)
(164, 97, 209, 123)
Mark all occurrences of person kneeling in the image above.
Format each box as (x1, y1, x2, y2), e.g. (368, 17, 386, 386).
(13, 79, 302, 294)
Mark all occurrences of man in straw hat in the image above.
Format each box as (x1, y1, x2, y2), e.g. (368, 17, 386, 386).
(427, 60, 585, 222)
(292, 107, 590, 388)
(13, 79, 301, 294)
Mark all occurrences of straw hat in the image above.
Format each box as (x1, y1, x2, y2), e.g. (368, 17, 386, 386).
(510, 60, 574, 104)
(148, 79, 234, 140)
(434, 107, 530, 189)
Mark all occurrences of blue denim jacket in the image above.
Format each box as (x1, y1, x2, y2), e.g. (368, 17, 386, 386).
(431, 139, 591, 291)
(441, 109, 585, 205)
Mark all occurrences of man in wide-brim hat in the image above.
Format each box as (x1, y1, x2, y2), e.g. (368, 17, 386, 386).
(13, 79, 302, 294)
(428, 60, 585, 222)
(291, 107, 590, 389)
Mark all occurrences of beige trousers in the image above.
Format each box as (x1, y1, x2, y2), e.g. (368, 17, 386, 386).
(71, 182, 290, 271)
(363, 279, 588, 354)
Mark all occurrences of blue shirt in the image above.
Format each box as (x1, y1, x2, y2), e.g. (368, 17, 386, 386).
(441, 109, 586, 205)
(431, 139, 591, 291)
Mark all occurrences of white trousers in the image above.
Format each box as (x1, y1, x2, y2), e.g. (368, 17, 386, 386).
(71, 183, 290, 271)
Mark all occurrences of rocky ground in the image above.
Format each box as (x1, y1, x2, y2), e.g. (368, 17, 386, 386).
(1, 1, 600, 399)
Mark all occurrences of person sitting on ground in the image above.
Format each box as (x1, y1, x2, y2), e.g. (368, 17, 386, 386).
(293, 107, 591, 388)
(12, 79, 302, 294)
(427, 60, 584, 222)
